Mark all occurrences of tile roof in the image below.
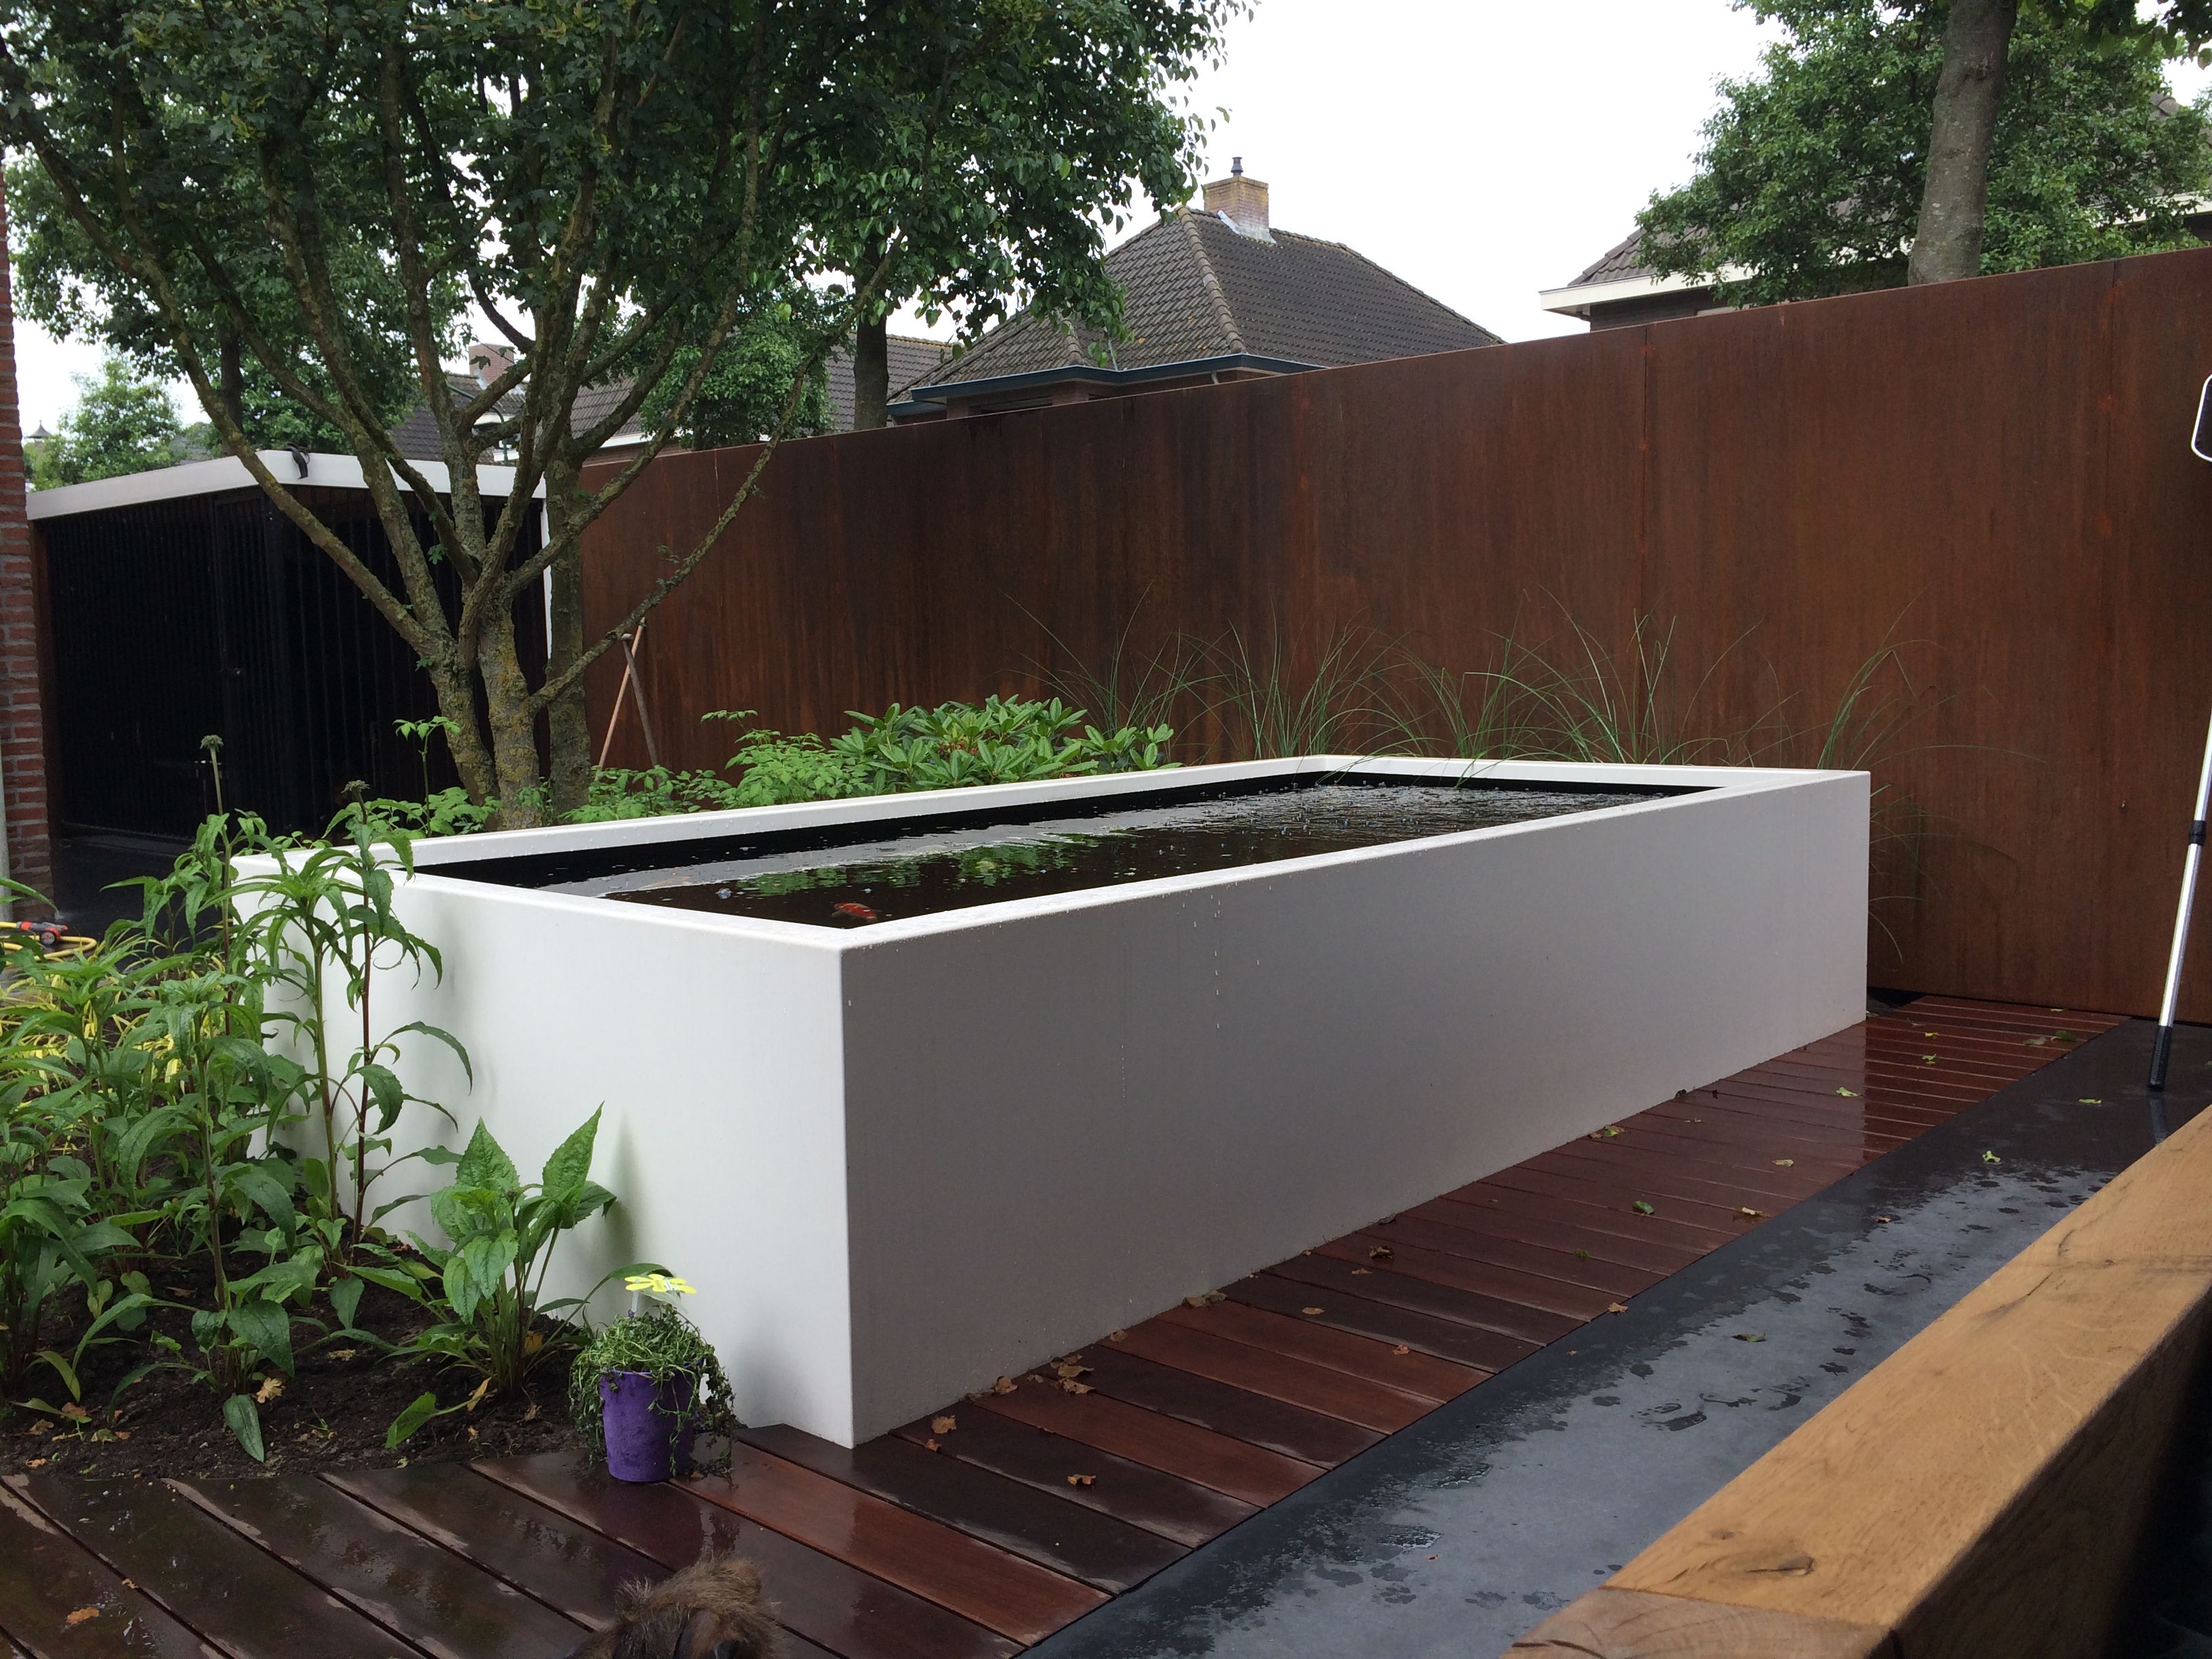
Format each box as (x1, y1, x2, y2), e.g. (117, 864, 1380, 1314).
(911, 208, 1497, 394)
(1568, 230, 1656, 288)
(827, 333, 954, 427)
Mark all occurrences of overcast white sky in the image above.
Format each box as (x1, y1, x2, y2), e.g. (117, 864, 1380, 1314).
(14, 1, 2212, 432)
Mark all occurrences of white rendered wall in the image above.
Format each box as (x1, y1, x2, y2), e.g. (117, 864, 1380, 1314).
(350, 758, 1865, 1444)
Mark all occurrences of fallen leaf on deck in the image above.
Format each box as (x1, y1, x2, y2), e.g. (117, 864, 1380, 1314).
(1736, 1206, 1766, 1219)
(1066, 1473, 1096, 1487)
(1606, 1302, 1628, 1315)
(932, 1414, 957, 1435)
(924, 1437, 940, 1452)
(1733, 1332, 1765, 1343)
(1185, 1291, 1225, 1308)
(1109, 1330, 1127, 1342)
(1368, 1244, 1393, 1261)
(1631, 1201, 1655, 1216)
(992, 1376, 1017, 1395)
(1923, 1054, 1937, 1063)
(1052, 1361, 1091, 1380)
(64, 1608, 98, 1626)
(1876, 1214, 1895, 1223)
(1302, 1307, 1324, 1316)
(1982, 1151, 2002, 1163)
(1057, 1378, 1093, 1395)
(1837, 1088, 1858, 1097)
(2026, 1037, 2047, 1047)
(1351, 1267, 1372, 1275)
(255, 1376, 284, 1405)
(1575, 1249, 1590, 1259)
(1589, 1125, 1622, 1140)
(1773, 1159, 1795, 1168)
(1392, 1345, 1412, 1355)
(1378, 1213, 1398, 1224)
(1925, 1030, 1939, 1037)
(2079, 1098, 2103, 1105)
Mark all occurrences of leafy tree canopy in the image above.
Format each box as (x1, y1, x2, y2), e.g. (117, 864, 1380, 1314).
(1639, 0, 2211, 305)
(0, 0, 1242, 822)
(639, 294, 836, 451)
(28, 356, 182, 489)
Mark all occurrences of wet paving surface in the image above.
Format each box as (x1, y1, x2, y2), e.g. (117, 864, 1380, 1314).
(1026, 1015, 2212, 1659)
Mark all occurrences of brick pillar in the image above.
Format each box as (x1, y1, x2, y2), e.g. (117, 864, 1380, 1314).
(0, 177, 52, 907)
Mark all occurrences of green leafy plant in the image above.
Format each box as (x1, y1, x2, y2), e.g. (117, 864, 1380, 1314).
(380, 1110, 636, 1446)
(830, 695, 1173, 792)
(569, 1294, 737, 1463)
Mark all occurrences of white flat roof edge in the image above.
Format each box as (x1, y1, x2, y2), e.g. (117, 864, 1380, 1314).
(1537, 264, 1748, 316)
(27, 451, 539, 520)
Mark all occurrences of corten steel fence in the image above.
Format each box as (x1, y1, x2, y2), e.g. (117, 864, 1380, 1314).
(579, 245, 2212, 1019)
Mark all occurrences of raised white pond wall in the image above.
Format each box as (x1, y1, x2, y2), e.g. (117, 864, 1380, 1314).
(341, 758, 1868, 1445)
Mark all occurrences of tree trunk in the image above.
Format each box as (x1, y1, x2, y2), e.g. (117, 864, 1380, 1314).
(477, 602, 549, 826)
(851, 237, 890, 430)
(541, 457, 594, 813)
(1907, 0, 2018, 285)
(218, 319, 244, 432)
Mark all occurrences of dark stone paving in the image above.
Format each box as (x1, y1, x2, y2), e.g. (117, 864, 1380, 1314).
(1028, 1015, 2212, 1659)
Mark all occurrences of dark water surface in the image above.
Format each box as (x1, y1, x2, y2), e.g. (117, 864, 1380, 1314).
(554, 779, 1675, 928)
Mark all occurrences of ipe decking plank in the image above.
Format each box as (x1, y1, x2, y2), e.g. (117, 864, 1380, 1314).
(733, 1424, 1183, 1595)
(0, 1483, 211, 1659)
(1544, 1141, 1824, 1208)
(1068, 1343, 1382, 1467)
(1327, 1234, 1616, 1324)
(1602, 1112, 1868, 1175)
(684, 1442, 1105, 1645)
(1654, 1092, 1910, 1153)
(14, 1473, 415, 1659)
(1221, 1269, 1533, 1373)
(1707, 1079, 1950, 1129)
(1410, 1191, 1707, 1275)
(1479, 1162, 1755, 1235)
(329, 1464, 661, 1630)
(476, 1453, 1017, 1659)
(1265, 1252, 1568, 1351)
(1444, 1176, 1738, 1252)
(974, 1383, 1319, 1508)
(1155, 1296, 1485, 1400)
(1105, 1319, 1437, 1433)
(1364, 1212, 1664, 1300)
(172, 1473, 585, 1659)
(1746, 1062, 1984, 1109)
(888, 1407, 1254, 1550)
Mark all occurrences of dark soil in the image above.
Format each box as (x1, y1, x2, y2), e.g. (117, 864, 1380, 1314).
(3, 1257, 581, 1483)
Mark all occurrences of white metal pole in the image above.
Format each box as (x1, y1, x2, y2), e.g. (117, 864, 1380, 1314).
(2149, 698, 2212, 1089)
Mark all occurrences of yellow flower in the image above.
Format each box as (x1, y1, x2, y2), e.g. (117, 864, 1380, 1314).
(622, 1272, 696, 1296)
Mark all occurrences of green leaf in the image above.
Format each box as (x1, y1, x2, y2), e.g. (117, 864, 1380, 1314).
(331, 1276, 365, 1331)
(541, 1107, 603, 1197)
(227, 1298, 293, 1374)
(224, 1394, 266, 1462)
(386, 1390, 440, 1450)
(453, 1120, 518, 1194)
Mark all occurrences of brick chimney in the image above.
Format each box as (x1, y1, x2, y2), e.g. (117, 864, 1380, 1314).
(467, 341, 514, 388)
(1202, 157, 1270, 240)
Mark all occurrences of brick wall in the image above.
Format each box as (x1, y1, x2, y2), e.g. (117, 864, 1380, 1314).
(0, 178, 52, 907)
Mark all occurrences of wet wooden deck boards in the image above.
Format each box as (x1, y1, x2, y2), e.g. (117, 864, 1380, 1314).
(0, 997, 2122, 1658)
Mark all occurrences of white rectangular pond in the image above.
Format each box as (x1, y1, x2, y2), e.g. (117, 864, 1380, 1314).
(351, 756, 1868, 1445)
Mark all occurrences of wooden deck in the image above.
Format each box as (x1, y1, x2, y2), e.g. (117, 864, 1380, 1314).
(0, 997, 2123, 1659)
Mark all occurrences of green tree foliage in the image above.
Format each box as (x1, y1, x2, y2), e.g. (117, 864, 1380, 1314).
(0, 1, 1241, 825)
(638, 302, 834, 451)
(1639, 1, 2212, 304)
(28, 358, 181, 489)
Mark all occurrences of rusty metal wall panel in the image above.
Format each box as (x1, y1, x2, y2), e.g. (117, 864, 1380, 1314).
(579, 246, 2212, 1017)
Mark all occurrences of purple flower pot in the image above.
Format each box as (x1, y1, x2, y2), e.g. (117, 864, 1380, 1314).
(598, 1368, 698, 1482)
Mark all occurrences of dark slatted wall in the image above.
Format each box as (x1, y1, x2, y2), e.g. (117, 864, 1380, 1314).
(577, 247, 2212, 1019)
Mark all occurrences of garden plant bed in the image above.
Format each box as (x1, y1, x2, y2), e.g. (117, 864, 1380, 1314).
(1, 1269, 579, 1483)
(342, 754, 1869, 1445)
(0, 998, 2119, 1659)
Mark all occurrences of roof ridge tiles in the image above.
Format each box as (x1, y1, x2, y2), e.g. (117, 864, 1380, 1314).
(1177, 207, 1246, 354)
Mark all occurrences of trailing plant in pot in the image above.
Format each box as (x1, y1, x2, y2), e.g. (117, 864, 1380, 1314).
(571, 1274, 737, 1482)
